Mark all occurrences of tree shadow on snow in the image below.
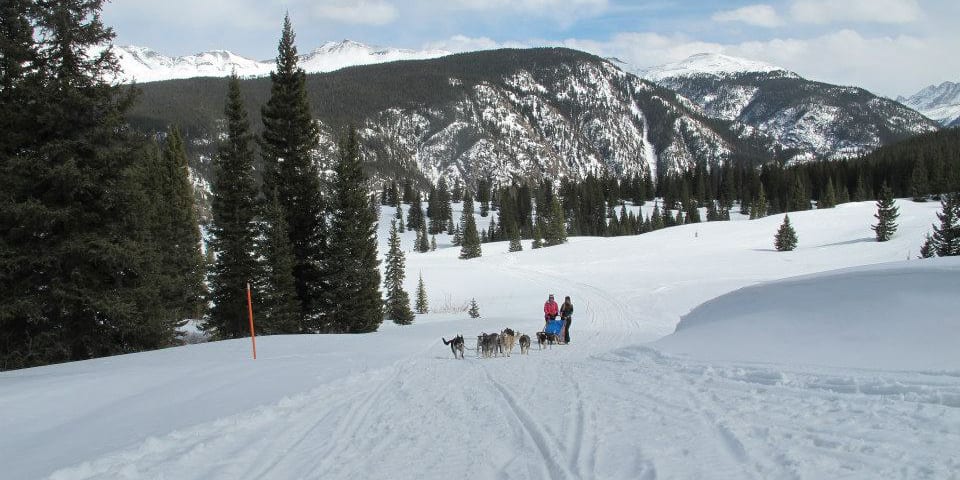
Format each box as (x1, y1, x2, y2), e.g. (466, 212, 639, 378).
(813, 237, 874, 248)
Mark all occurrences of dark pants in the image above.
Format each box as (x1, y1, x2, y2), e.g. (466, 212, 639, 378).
(562, 316, 571, 343)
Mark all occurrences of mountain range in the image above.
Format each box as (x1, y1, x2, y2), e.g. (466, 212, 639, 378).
(898, 81, 960, 128)
(121, 42, 943, 190)
(636, 53, 938, 162)
(111, 40, 449, 83)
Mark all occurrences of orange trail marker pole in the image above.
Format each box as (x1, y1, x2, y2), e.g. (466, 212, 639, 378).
(247, 282, 257, 360)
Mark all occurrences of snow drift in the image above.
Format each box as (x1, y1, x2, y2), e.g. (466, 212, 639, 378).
(657, 257, 960, 371)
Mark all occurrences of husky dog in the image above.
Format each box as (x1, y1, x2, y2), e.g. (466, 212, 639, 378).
(536, 331, 548, 350)
(500, 328, 516, 357)
(477, 333, 500, 358)
(536, 331, 559, 349)
(442, 335, 465, 359)
(518, 334, 531, 355)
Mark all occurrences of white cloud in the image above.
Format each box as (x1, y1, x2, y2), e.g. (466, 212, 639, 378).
(424, 35, 532, 53)
(570, 28, 952, 97)
(712, 4, 784, 28)
(562, 32, 723, 69)
(443, 0, 608, 26)
(790, 0, 921, 24)
(312, 0, 398, 26)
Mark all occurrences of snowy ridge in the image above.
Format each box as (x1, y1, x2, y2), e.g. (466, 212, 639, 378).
(637, 53, 939, 161)
(111, 41, 450, 83)
(639, 52, 794, 82)
(898, 80, 960, 127)
(659, 258, 960, 370)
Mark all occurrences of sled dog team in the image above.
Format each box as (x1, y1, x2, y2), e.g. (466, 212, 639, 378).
(441, 294, 573, 359)
(440, 328, 538, 360)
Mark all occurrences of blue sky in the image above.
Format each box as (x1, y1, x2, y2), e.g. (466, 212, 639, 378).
(102, 0, 958, 97)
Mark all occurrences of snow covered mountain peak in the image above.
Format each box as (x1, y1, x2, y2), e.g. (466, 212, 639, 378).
(111, 41, 450, 84)
(898, 80, 960, 127)
(640, 52, 794, 82)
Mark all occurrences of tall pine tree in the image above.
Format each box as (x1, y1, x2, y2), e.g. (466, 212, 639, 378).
(260, 15, 326, 327)
(325, 128, 383, 333)
(415, 273, 429, 314)
(930, 193, 960, 257)
(0, 1, 188, 368)
(207, 74, 261, 339)
(384, 221, 414, 325)
(459, 192, 482, 259)
(256, 192, 301, 334)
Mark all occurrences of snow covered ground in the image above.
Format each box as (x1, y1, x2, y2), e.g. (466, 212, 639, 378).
(3, 199, 959, 479)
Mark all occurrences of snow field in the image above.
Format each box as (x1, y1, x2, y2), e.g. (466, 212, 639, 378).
(4, 198, 959, 479)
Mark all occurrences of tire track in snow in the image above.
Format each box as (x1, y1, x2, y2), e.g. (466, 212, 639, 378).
(484, 369, 578, 480)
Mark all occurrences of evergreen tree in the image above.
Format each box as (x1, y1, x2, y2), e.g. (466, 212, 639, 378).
(436, 177, 452, 233)
(871, 183, 899, 242)
(256, 192, 300, 334)
(854, 173, 872, 202)
(406, 191, 424, 231)
(468, 298, 481, 318)
(451, 223, 462, 247)
(532, 223, 544, 249)
(395, 206, 405, 233)
(415, 273, 429, 314)
(417, 223, 430, 253)
(260, 15, 326, 326)
(911, 157, 929, 202)
(0, 0, 206, 368)
(919, 233, 935, 259)
(820, 178, 837, 209)
(459, 202, 482, 260)
(683, 199, 701, 223)
(207, 74, 262, 339)
(384, 221, 414, 325)
(325, 128, 382, 333)
(774, 214, 798, 252)
(931, 193, 960, 256)
(789, 175, 809, 212)
(507, 216, 523, 252)
(651, 202, 664, 230)
(544, 196, 568, 246)
(752, 184, 768, 219)
(132, 130, 207, 339)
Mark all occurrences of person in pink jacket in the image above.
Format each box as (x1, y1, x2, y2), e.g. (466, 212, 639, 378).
(543, 294, 559, 324)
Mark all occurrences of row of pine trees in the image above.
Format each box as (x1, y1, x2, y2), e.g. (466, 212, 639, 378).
(205, 17, 383, 338)
(0, 5, 390, 370)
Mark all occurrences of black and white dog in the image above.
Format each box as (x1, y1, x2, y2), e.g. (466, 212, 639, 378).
(518, 334, 531, 355)
(536, 331, 558, 349)
(442, 335, 465, 359)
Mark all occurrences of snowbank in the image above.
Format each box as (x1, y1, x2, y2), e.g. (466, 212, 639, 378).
(656, 257, 960, 371)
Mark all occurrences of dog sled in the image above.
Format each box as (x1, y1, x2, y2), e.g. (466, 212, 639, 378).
(536, 319, 564, 348)
(545, 319, 564, 337)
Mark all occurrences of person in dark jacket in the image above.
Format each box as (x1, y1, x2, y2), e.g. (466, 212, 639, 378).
(560, 296, 573, 344)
